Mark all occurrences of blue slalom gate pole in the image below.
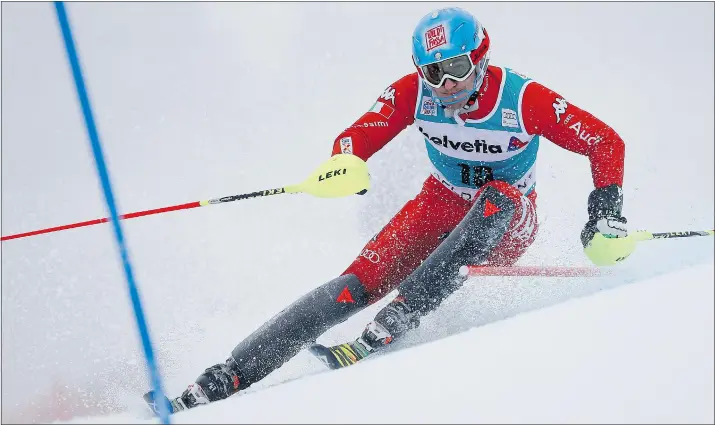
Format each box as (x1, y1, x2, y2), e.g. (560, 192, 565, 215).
(53, 3, 171, 423)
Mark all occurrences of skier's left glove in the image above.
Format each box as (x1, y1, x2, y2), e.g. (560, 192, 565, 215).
(580, 184, 636, 266)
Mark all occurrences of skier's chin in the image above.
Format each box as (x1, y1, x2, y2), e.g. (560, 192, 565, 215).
(443, 98, 469, 111)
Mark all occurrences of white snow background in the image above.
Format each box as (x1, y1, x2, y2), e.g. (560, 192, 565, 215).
(1, 2, 713, 424)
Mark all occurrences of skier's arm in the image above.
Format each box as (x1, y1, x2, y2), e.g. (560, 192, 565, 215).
(521, 82, 632, 265)
(521, 81, 625, 188)
(331, 73, 419, 160)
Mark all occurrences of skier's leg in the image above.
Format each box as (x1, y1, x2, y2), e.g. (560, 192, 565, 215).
(360, 181, 539, 350)
(340, 175, 473, 303)
(484, 189, 539, 266)
(173, 273, 371, 408)
(175, 176, 471, 406)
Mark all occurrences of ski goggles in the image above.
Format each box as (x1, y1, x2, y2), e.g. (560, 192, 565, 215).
(419, 54, 477, 88)
(416, 28, 491, 89)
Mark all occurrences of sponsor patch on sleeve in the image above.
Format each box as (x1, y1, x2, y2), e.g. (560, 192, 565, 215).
(368, 101, 394, 119)
(339, 136, 353, 154)
(552, 97, 567, 123)
(379, 86, 396, 104)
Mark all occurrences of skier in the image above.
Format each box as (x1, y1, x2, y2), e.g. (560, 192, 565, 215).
(146, 7, 634, 413)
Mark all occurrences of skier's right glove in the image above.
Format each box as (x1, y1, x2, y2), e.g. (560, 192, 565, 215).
(301, 153, 370, 198)
(580, 184, 636, 266)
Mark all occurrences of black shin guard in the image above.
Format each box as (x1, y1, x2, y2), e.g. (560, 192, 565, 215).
(398, 185, 515, 316)
(229, 274, 369, 389)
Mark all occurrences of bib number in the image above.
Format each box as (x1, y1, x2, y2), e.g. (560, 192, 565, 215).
(458, 164, 494, 188)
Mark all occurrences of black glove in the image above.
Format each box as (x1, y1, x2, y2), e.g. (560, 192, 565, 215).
(580, 184, 628, 248)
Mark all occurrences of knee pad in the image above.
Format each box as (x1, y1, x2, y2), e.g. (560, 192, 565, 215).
(477, 180, 535, 231)
(399, 185, 516, 314)
(478, 180, 524, 203)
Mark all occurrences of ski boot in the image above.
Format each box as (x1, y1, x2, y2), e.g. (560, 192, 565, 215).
(310, 295, 420, 369)
(144, 357, 242, 415)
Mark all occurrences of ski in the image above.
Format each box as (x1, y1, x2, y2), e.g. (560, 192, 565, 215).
(143, 390, 187, 417)
(309, 338, 375, 370)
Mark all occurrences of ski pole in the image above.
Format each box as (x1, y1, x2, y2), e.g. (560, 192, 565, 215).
(632, 229, 714, 241)
(458, 265, 605, 277)
(1, 154, 370, 242)
(0, 189, 288, 241)
(459, 228, 713, 278)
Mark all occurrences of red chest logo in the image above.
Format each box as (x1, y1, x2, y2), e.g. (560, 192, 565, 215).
(425, 25, 447, 51)
(508, 136, 529, 152)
